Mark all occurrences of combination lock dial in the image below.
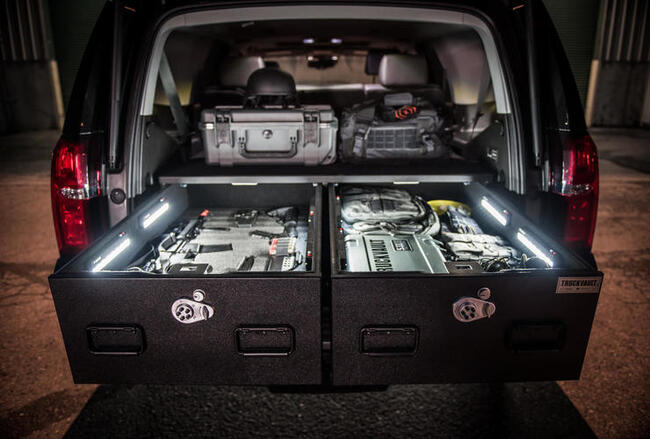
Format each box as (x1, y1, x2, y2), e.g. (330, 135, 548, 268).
(452, 297, 496, 323)
(171, 290, 214, 324)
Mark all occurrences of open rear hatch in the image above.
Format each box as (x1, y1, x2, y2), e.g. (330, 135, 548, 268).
(49, 3, 601, 386)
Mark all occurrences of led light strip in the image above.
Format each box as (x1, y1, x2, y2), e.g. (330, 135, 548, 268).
(142, 202, 169, 229)
(480, 197, 509, 226)
(516, 229, 554, 268)
(92, 237, 131, 272)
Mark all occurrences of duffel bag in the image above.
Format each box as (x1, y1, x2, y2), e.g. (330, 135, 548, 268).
(340, 186, 440, 235)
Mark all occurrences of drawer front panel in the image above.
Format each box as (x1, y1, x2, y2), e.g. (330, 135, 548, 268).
(332, 273, 600, 385)
(50, 277, 321, 385)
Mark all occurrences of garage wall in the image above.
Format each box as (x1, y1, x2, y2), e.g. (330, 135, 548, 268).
(0, 0, 64, 133)
(585, 0, 650, 127)
(48, 0, 105, 108)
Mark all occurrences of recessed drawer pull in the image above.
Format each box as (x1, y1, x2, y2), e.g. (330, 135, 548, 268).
(236, 326, 295, 356)
(360, 327, 418, 356)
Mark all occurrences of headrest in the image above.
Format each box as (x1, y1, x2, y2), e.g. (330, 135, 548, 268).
(365, 50, 384, 76)
(378, 54, 428, 87)
(246, 68, 296, 97)
(219, 57, 265, 87)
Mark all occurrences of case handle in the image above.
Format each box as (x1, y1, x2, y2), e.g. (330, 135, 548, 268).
(238, 128, 299, 158)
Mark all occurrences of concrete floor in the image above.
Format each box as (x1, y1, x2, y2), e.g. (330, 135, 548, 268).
(0, 129, 648, 438)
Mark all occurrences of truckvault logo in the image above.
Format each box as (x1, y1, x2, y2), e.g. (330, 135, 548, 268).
(369, 239, 393, 271)
(555, 277, 602, 294)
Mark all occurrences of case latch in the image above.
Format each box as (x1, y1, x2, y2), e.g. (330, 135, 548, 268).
(216, 113, 232, 147)
(304, 112, 320, 146)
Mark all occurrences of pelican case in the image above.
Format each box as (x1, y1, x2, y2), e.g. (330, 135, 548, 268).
(200, 106, 338, 166)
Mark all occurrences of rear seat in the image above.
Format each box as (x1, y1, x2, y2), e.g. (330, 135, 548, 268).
(198, 56, 265, 107)
(298, 54, 444, 114)
(367, 54, 444, 105)
(297, 84, 366, 114)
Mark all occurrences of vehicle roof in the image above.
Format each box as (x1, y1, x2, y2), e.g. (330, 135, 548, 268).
(134, 0, 514, 22)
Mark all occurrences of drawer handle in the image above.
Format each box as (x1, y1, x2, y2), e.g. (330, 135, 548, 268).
(86, 325, 145, 355)
(360, 327, 419, 356)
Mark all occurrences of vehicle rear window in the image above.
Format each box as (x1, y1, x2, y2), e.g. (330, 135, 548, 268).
(265, 54, 374, 85)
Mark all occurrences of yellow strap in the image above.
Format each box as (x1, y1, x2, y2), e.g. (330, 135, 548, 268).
(427, 200, 472, 216)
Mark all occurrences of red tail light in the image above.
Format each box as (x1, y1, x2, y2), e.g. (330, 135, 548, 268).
(549, 134, 599, 249)
(51, 138, 101, 255)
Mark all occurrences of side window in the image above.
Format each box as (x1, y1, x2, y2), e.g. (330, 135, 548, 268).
(62, 4, 112, 137)
(152, 32, 213, 130)
(536, 9, 586, 133)
(539, 45, 570, 130)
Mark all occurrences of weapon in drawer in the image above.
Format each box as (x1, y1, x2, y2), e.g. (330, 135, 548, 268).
(267, 206, 299, 237)
(266, 254, 300, 272)
(136, 210, 211, 273)
(163, 209, 209, 251)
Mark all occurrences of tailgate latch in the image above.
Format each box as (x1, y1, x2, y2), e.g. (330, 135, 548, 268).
(171, 289, 214, 325)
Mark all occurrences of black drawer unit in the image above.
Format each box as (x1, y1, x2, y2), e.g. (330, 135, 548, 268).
(328, 183, 602, 385)
(50, 181, 602, 386)
(49, 184, 323, 385)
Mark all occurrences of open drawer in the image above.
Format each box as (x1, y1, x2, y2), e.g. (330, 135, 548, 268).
(49, 184, 323, 385)
(328, 183, 602, 385)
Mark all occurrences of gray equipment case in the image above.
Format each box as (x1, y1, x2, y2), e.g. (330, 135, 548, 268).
(200, 105, 338, 166)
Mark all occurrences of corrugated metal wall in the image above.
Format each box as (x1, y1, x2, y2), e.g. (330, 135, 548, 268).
(598, 0, 649, 62)
(586, 0, 650, 126)
(0, 0, 53, 61)
(0, 0, 63, 133)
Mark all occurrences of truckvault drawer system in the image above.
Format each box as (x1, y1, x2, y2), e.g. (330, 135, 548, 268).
(50, 182, 601, 385)
(47, 0, 603, 389)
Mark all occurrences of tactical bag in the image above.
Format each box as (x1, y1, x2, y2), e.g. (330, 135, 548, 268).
(339, 92, 449, 161)
(340, 186, 440, 235)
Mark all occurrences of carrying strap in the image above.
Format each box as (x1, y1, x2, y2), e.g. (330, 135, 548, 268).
(352, 105, 376, 158)
(470, 61, 492, 135)
(416, 114, 440, 154)
(159, 52, 189, 139)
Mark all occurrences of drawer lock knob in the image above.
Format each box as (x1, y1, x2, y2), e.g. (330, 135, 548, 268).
(452, 297, 496, 323)
(172, 295, 214, 325)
